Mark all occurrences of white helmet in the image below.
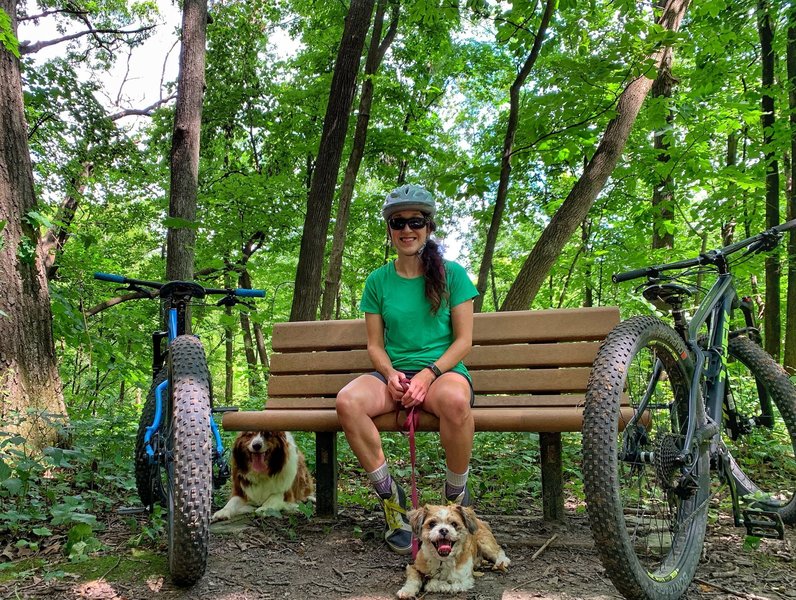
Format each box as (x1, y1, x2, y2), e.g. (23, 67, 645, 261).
(381, 184, 435, 220)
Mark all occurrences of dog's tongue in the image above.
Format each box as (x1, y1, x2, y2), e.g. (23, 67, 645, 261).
(251, 453, 267, 473)
(437, 543, 453, 557)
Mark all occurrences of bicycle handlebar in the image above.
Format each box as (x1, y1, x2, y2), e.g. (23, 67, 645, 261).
(93, 272, 265, 298)
(612, 219, 796, 284)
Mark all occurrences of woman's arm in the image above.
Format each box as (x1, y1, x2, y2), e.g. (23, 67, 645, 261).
(432, 298, 474, 374)
(365, 312, 405, 401)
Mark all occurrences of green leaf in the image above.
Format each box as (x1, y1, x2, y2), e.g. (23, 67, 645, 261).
(24, 211, 54, 229)
(163, 217, 200, 230)
(0, 9, 19, 58)
(743, 535, 761, 550)
(32, 526, 53, 536)
(2, 477, 23, 495)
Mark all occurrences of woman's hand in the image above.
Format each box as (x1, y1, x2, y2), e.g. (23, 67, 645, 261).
(386, 371, 407, 402)
(400, 369, 435, 408)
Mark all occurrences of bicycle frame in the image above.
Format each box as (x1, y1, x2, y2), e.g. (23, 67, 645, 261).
(627, 267, 773, 526)
(143, 291, 225, 464)
(95, 273, 264, 478)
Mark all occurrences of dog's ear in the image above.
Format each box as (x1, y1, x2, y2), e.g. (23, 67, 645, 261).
(456, 505, 479, 534)
(407, 506, 426, 536)
(232, 433, 249, 467)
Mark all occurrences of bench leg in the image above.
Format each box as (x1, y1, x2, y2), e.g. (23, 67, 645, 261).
(540, 432, 565, 523)
(315, 432, 338, 517)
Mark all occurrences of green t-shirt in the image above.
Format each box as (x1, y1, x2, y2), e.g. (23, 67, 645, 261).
(359, 259, 479, 379)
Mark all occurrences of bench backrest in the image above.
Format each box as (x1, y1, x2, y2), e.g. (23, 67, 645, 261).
(267, 307, 620, 405)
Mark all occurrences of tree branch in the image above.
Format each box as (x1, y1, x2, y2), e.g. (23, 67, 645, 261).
(86, 290, 159, 318)
(20, 25, 155, 55)
(107, 94, 176, 121)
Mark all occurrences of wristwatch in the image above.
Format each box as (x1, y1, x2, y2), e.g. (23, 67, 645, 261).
(426, 363, 443, 378)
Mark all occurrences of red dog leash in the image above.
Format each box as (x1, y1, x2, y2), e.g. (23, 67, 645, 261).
(404, 406, 420, 560)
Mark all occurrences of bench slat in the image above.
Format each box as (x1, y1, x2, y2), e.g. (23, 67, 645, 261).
(271, 307, 620, 351)
(270, 341, 603, 374)
(263, 394, 587, 410)
(268, 367, 593, 397)
(222, 406, 639, 433)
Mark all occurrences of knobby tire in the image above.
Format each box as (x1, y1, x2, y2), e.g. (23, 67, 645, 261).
(166, 335, 212, 586)
(583, 316, 710, 600)
(725, 335, 796, 523)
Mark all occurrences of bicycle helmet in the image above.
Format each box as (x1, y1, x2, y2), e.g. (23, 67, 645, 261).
(381, 184, 436, 220)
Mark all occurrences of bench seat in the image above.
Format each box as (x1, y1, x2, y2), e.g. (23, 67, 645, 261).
(223, 306, 621, 520)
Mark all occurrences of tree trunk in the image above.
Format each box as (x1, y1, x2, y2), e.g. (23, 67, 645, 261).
(166, 0, 208, 281)
(238, 311, 260, 397)
(474, 0, 555, 313)
(721, 131, 738, 246)
(320, 0, 398, 321)
(224, 269, 234, 402)
(785, 7, 796, 374)
(582, 218, 593, 308)
(42, 161, 93, 279)
(758, 0, 781, 361)
(238, 269, 265, 396)
(651, 50, 675, 250)
(290, 0, 375, 322)
(0, 0, 67, 447)
(239, 268, 269, 374)
(501, 0, 691, 311)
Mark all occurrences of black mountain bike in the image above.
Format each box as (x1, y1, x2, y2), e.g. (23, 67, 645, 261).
(94, 272, 263, 585)
(582, 220, 796, 600)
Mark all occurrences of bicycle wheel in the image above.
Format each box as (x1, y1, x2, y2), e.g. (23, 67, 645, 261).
(165, 335, 212, 586)
(724, 335, 796, 523)
(583, 316, 710, 600)
(135, 366, 168, 508)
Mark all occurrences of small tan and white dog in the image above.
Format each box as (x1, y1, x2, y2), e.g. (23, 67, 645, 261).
(397, 504, 510, 599)
(211, 430, 314, 522)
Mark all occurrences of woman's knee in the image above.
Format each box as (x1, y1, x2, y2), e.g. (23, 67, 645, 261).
(437, 391, 472, 425)
(336, 386, 357, 418)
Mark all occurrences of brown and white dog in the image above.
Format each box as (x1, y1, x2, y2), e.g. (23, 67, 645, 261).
(211, 431, 314, 522)
(397, 504, 510, 599)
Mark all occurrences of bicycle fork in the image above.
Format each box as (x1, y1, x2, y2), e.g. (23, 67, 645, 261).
(143, 377, 231, 490)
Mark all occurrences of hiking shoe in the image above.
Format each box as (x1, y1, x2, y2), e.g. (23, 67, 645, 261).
(445, 484, 472, 507)
(378, 481, 412, 555)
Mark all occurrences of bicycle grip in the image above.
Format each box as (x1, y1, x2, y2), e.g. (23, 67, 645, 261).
(234, 288, 265, 298)
(94, 272, 126, 283)
(612, 267, 653, 284)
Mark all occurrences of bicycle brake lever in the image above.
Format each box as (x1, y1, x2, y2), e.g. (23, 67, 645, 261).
(216, 295, 237, 307)
(216, 296, 256, 310)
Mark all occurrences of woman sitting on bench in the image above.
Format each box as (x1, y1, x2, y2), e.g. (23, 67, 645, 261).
(336, 184, 479, 555)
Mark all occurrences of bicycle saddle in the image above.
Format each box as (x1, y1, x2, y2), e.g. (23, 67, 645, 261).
(642, 283, 694, 311)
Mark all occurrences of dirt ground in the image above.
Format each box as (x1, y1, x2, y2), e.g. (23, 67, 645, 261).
(4, 501, 794, 600)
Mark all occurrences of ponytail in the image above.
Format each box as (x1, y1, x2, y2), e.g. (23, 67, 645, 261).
(421, 235, 448, 314)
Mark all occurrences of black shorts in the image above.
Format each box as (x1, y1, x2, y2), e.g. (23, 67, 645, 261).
(368, 370, 475, 407)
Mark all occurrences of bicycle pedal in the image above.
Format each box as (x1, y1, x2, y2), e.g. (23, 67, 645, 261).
(212, 405, 239, 414)
(116, 506, 150, 515)
(742, 509, 785, 540)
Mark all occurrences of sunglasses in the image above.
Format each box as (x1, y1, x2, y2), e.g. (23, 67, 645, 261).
(388, 216, 428, 231)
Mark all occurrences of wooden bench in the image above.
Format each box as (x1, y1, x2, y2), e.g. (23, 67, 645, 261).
(223, 306, 622, 521)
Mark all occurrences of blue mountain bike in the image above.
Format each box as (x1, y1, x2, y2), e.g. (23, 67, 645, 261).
(582, 220, 796, 600)
(94, 272, 263, 585)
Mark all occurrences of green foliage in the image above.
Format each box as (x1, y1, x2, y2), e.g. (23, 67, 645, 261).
(0, 8, 19, 58)
(4, 1, 795, 580)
